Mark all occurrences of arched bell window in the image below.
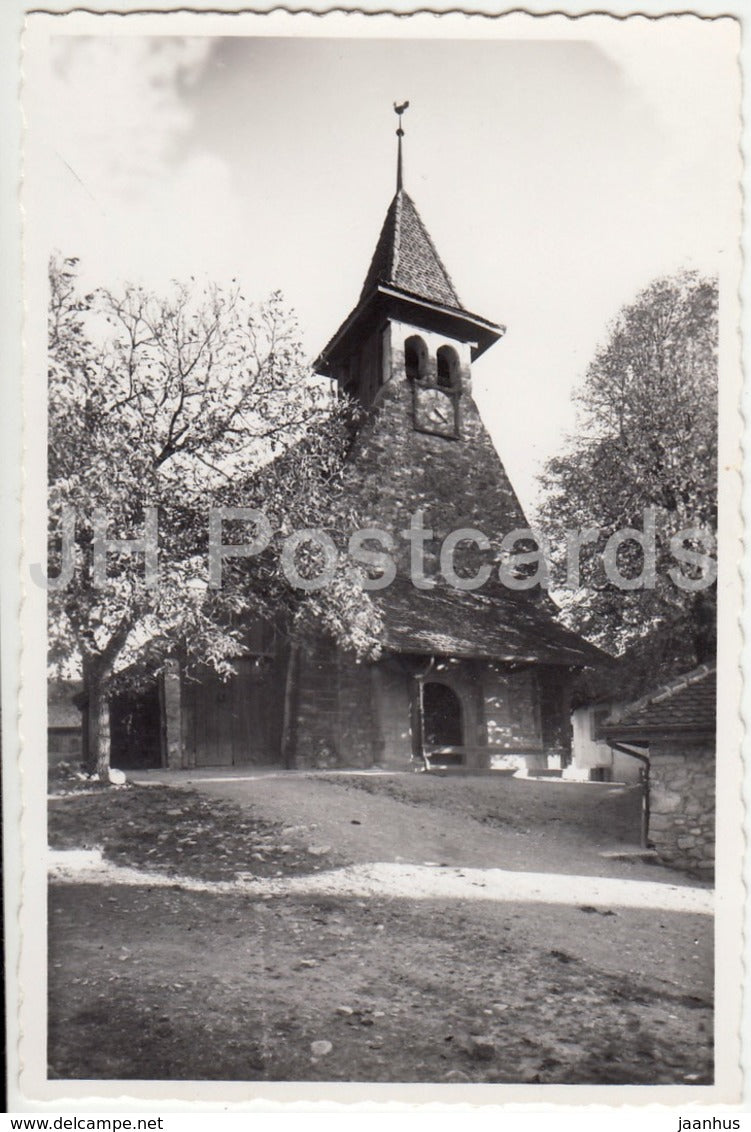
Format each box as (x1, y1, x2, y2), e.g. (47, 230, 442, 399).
(413, 341, 461, 439)
(436, 344, 460, 391)
(404, 335, 428, 383)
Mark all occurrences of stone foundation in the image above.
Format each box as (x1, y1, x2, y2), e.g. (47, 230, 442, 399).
(648, 740, 715, 878)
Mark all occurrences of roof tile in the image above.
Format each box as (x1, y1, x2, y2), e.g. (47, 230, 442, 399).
(609, 663, 716, 733)
(359, 190, 462, 310)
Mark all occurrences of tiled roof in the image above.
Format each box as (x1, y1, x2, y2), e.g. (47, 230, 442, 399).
(373, 576, 607, 667)
(359, 190, 462, 310)
(607, 663, 716, 735)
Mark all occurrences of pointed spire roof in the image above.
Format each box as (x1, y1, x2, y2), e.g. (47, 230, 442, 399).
(359, 189, 462, 311)
(314, 107, 505, 377)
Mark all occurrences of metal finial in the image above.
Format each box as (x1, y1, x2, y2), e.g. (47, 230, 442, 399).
(394, 100, 409, 191)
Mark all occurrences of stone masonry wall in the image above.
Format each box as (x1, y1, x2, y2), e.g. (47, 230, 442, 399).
(648, 740, 715, 878)
(372, 658, 413, 767)
(482, 663, 542, 758)
(333, 320, 532, 584)
(292, 634, 377, 769)
(334, 649, 381, 768)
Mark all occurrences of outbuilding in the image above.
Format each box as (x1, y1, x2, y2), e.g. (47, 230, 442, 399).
(605, 663, 716, 877)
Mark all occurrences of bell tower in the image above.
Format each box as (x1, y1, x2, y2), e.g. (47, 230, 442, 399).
(313, 104, 533, 580)
(315, 103, 505, 432)
(288, 107, 603, 776)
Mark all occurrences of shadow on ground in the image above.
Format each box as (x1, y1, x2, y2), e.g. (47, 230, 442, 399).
(47, 773, 713, 1084)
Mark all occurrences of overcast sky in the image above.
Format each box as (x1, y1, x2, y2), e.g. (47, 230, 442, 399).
(28, 18, 739, 515)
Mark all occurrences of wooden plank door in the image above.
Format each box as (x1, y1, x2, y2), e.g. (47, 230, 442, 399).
(190, 660, 278, 767)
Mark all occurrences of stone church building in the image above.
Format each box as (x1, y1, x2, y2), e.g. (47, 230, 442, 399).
(109, 139, 605, 773)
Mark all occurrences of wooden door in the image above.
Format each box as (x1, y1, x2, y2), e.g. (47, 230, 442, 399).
(189, 660, 280, 767)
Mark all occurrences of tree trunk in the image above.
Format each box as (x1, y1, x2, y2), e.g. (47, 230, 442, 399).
(84, 670, 112, 782)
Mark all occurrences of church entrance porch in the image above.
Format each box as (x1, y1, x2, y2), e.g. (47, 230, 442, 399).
(287, 637, 579, 774)
(417, 677, 466, 768)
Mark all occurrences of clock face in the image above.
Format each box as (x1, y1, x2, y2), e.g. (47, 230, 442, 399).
(414, 386, 458, 438)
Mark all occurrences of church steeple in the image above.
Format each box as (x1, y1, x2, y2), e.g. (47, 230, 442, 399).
(315, 107, 504, 406)
(358, 188, 462, 310)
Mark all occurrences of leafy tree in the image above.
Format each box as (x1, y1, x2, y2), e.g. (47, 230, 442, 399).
(538, 271, 717, 686)
(46, 256, 373, 780)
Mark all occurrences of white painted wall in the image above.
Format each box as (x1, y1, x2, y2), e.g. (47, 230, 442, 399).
(570, 704, 643, 784)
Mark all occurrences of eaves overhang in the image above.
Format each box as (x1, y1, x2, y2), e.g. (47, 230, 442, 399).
(315, 284, 505, 378)
(604, 723, 716, 746)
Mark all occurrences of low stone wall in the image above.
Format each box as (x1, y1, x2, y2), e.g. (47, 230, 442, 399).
(48, 727, 82, 764)
(648, 740, 715, 878)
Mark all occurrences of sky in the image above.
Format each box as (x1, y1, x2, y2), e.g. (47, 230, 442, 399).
(27, 18, 740, 516)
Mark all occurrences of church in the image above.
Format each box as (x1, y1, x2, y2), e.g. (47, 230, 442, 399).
(109, 115, 605, 774)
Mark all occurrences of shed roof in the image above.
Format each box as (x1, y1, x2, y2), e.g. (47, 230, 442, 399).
(605, 662, 716, 741)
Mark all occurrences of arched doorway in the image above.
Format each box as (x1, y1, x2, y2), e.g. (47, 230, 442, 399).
(423, 681, 463, 748)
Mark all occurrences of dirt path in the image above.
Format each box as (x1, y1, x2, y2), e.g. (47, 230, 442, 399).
(130, 767, 701, 884)
(48, 772, 714, 1084)
(122, 769, 712, 1004)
